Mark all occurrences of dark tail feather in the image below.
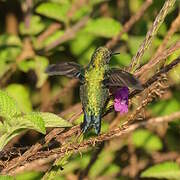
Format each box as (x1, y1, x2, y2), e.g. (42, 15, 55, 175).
(93, 115, 101, 135)
(81, 112, 102, 134)
(81, 113, 92, 133)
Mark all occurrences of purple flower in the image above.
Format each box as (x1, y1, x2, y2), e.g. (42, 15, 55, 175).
(114, 87, 129, 114)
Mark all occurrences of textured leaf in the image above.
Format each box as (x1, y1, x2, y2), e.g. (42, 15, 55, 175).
(39, 112, 72, 128)
(5, 84, 32, 113)
(36, 2, 70, 22)
(83, 18, 123, 38)
(141, 162, 180, 179)
(19, 15, 45, 35)
(132, 129, 163, 151)
(0, 128, 25, 151)
(17, 112, 46, 134)
(0, 90, 21, 119)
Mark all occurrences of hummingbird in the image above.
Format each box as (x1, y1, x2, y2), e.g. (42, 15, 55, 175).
(45, 47, 143, 134)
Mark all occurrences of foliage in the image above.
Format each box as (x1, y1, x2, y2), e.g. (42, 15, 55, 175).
(0, 90, 72, 150)
(0, 0, 180, 180)
(141, 161, 180, 180)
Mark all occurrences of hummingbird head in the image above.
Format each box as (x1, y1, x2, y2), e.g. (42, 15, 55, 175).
(90, 46, 112, 67)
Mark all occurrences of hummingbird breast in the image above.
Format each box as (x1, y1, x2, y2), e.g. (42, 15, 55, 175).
(80, 66, 109, 116)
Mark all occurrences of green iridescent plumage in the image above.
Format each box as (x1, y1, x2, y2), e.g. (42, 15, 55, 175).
(45, 46, 143, 134)
(80, 47, 110, 134)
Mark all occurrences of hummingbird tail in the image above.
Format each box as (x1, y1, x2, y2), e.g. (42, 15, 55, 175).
(82, 113, 101, 134)
(81, 113, 101, 134)
(81, 113, 92, 133)
(93, 115, 101, 135)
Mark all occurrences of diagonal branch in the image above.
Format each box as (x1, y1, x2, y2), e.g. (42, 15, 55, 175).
(129, 0, 176, 73)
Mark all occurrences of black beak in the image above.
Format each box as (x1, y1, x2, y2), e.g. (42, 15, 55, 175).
(112, 52, 120, 56)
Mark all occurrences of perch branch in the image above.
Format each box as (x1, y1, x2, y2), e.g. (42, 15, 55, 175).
(3, 111, 180, 175)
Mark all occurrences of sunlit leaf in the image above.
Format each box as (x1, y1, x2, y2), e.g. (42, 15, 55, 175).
(0, 90, 21, 119)
(38, 112, 72, 128)
(5, 84, 32, 113)
(132, 129, 163, 151)
(15, 171, 43, 180)
(0, 34, 22, 47)
(36, 2, 70, 22)
(83, 17, 122, 38)
(141, 161, 180, 179)
(19, 15, 45, 35)
(16, 112, 46, 134)
(34, 56, 49, 88)
(0, 175, 14, 180)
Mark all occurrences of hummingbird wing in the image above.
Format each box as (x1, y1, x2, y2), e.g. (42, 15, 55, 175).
(104, 68, 143, 90)
(45, 62, 84, 81)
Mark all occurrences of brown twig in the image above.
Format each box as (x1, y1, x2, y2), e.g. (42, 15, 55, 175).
(135, 40, 180, 77)
(105, 0, 153, 50)
(153, 13, 180, 58)
(131, 55, 180, 97)
(36, 23, 61, 45)
(129, 0, 176, 72)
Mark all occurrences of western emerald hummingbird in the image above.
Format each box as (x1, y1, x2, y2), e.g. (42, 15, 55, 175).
(45, 47, 143, 134)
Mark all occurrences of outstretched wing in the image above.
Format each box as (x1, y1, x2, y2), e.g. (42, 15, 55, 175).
(104, 68, 143, 90)
(45, 62, 84, 80)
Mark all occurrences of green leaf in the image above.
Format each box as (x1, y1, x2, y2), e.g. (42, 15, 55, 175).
(132, 129, 163, 151)
(0, 90, 21, 119)
(16, 112, 46, 134)
(17, 59, 35, 73)
(150, 98, 180, 116)
(83, 18, 122, 38)
(0, 46, 21, 78)
(39, 30, 64, 49)
(0, 175, 14, 180)
(34, 56, 49, 88)
(38, 112, 72, 128)
(5, 84, 32, 113)
(19, 15, 45, 35)
(17, 56, 48, 87)
(15, 171, 43, 180)
(71, 5, 91, 22)
(0, 34, 22, 47)
(0, 121, 6, 135)
(36, 2, 70, 22)
(110, 53, 132, 67)
(0, 128, 25, 151)
(70, 32, 97, 65)
(141, 161, 180, 180)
